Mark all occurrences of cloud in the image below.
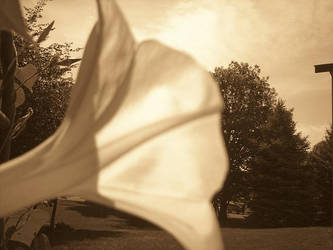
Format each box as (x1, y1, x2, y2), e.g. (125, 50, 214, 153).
(20, 0, 333, 146)
(116, 0, 227, 70)
(151, 1, 225, 69)
(42, 0, 96, 47)
(296, 123, 330, 147)
(117, 0, 179, 39)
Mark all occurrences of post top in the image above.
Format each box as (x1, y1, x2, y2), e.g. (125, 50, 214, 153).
(314, 63, 333, 73)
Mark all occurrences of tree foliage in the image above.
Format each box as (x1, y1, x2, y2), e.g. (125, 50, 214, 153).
(246, 100, 310, 227)
(307, 125, 333, 225)
(211, 62, 277, 224)
(10, 0, 81, 157)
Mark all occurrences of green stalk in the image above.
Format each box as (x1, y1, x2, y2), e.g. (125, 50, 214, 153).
(49, 199, 58, 243)
(0, 31, 17, 250)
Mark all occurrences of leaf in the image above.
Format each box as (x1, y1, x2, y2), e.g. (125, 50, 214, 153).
(15, 64, 38, 91)
(0, 0, 32, 42)
(56, 58, 81, 67)
(11, 107, 33, 139)
(14, 84, 25, 107)
(36, 20, 55, 43)
(14, 63, 38, 108)
(5, 225, 16, 240)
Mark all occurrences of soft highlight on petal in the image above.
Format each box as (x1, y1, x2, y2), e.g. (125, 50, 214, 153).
(0, 0, 32, 41)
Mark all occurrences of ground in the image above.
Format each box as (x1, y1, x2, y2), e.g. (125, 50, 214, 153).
(6, 199, 333, 250)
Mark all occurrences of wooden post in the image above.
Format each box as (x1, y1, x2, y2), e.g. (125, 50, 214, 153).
(330, 70, 333, 227)
(314, 63, 333, 227)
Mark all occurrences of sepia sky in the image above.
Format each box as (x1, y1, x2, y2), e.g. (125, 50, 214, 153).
(21, 0, 333, 147)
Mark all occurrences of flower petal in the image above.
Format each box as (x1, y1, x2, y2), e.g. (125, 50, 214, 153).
(52, 0, 136, 155)
(0, 0, 135, 213)
(0, 0, 32, 41)
(0, 1, 228, 249)
(64, 40, 228, 250)
(15, 63, 38, 91)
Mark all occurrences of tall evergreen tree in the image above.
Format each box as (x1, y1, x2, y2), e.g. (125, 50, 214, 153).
(246, 100, 310, 227)
(307, 125, 333, 225)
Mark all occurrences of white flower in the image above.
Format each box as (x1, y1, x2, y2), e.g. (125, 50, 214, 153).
(0, 0, 32, 42)
(0, 1, 229, 249)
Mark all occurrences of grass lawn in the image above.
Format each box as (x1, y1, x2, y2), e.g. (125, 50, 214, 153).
(7, 199, 333, 250)
(222, 227, 332, 250)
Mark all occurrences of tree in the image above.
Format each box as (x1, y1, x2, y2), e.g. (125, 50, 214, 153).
(211, 62, 277, 224)
(246, 100, 310, 227)
(307, 125, 333, 225)
(11, 0, 80, 158)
